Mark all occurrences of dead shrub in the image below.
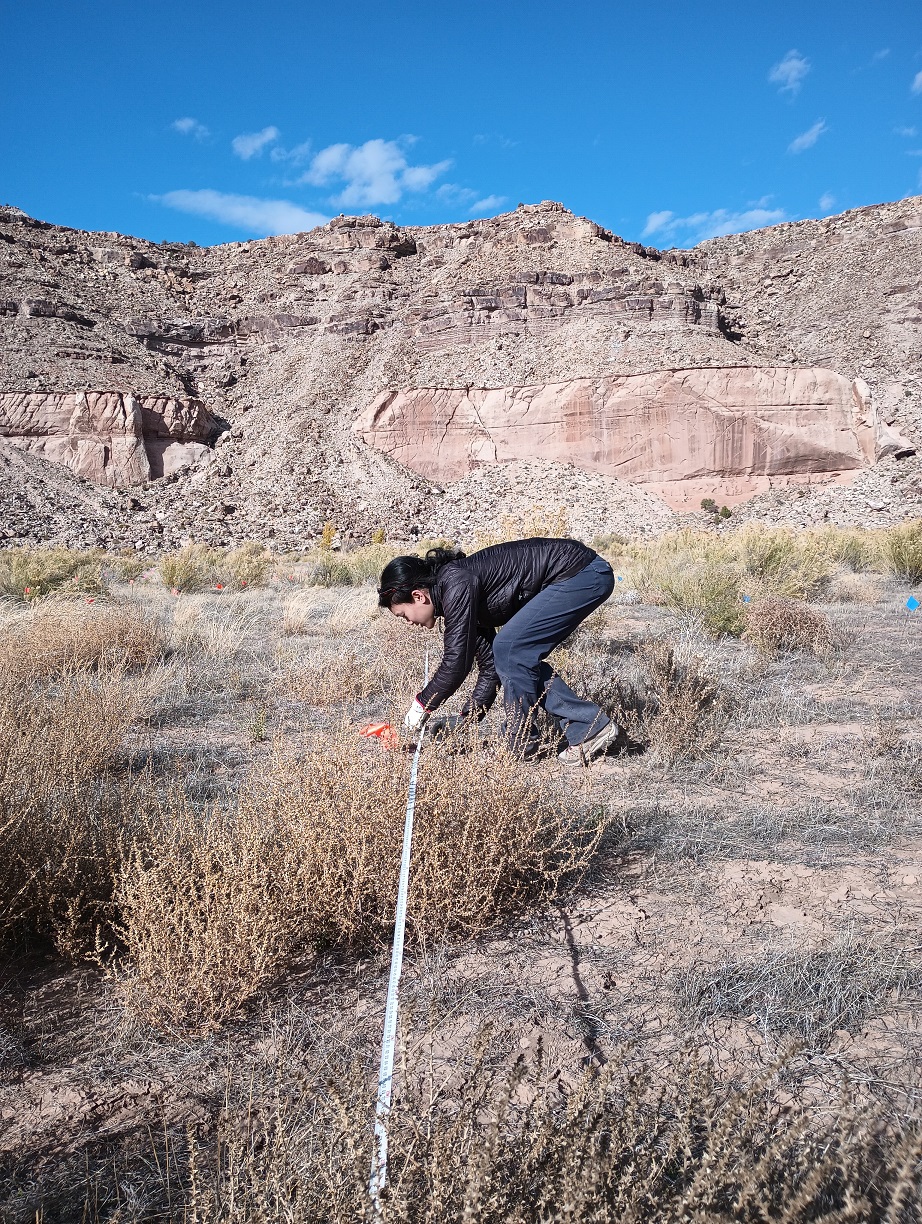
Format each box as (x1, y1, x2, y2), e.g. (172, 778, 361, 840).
(0, 661, 146, 955)
(138, 1038, 921, 1224)
(114, 798, 302, 1032)
(115, 729, 601, 1031)
(638, 639, 727, 763)
(743, 596, 839, 657)
(0, 600, 165, 680)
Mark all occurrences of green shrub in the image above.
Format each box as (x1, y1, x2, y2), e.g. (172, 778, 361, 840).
(222, 542, 271, 589)
(817, 526, 877, 573)
(659, 563, 745, 638)
(158, 544, 220, 593)
(731, 526, 831, 598)
(0, 547, 108, 603)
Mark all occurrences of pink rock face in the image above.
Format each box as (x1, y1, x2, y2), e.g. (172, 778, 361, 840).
(354, 367, 914, 507)
(0, 391, 221, 487)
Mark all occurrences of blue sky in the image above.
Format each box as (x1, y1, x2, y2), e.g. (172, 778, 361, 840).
(2, 0, 922, 248)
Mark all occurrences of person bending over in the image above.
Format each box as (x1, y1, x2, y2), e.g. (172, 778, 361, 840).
(377, 537, 620, 765)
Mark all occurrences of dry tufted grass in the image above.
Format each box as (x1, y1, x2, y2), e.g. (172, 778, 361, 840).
(672, 930, 919, 1051)
(115, 729, 602, 1032)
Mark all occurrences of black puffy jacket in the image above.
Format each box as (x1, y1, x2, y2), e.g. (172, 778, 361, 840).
(417, 537, 597, 715)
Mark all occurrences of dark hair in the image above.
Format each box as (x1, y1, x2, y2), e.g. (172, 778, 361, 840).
(377, 547, 465, 607)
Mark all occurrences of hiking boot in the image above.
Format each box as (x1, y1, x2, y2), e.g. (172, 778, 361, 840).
(557, 721, 623, 766)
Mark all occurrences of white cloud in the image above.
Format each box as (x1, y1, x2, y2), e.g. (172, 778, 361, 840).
(871, 48, 890, 62)
(896, 126, 918, 137)
(302, 138, 452, 207)
(819, 192, 836, 212)
(912, 70, 922, 95)
(270, 140, 313, 165)
(769, 49, 810, 95)
(469, 195, 508, 216)
(643, 209, 675, 236)
(788, 119, 828, 153)
(157, 189, 328, 236)
(436, 183, 478, 206)
(642, 206, 788, 245)
(172, 117, 209, 140)
(231, 126, 280, 160)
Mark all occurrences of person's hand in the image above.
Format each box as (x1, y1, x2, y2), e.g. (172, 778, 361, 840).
(427, 714, 465, 740)
(403, 700, 428, 731)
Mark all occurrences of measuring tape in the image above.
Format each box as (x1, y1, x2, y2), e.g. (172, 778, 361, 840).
(369, 650, 428, 1214)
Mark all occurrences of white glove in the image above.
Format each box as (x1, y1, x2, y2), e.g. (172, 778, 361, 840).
(403, 699, 428, 731)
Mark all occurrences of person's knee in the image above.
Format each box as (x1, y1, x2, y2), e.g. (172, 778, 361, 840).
(494, 638, 540, 687)
(492, 632, 513, 672)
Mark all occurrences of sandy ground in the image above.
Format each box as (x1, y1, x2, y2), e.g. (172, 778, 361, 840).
(1, 582, 921, 1214)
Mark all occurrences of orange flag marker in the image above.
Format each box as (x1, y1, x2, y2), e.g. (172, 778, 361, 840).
(359, 721, 400, 749)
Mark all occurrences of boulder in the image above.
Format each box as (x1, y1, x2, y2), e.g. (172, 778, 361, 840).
(0, 390, 222, 487)
(354, 367, 915, 508)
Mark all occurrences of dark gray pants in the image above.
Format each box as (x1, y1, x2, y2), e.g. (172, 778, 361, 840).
(493, 556, 615, 752)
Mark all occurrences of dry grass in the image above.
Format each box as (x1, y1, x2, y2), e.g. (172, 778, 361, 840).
(282, 647, 395, 704)
(114, 730, 602, 1032)
(95, 1035, 922, 1224)
(0, 600, 165, 680)
(742, 596, 840, 658)
(823, 567, 885, 603)
(673, 930, 918, 1051)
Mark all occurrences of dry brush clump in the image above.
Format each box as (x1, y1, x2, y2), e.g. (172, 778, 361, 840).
(115, 730, 602, 1032)
(742, 596, 841, 658)
(0, 661, 147, 957)
(558, 629, 728, 764)
(0, 599, 166, 680)
(96, 1037, 922, 1224)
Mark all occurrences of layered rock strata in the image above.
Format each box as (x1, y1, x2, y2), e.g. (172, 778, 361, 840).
(1, 196, 922, 544)
(0, 391, 221, 487)
(355, 368, 914, 507)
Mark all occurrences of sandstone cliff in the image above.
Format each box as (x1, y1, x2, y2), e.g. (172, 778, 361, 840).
(0, 391, 221, 487)
(355, 369, 913, 508)
(0, 197, 920, 548)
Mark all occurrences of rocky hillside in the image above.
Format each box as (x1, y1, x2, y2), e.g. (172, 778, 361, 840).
(0, 197, 920, 549)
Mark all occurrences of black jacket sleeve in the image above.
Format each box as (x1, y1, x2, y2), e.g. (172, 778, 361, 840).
(461, 627, 500, 718)
(416, 570, 481, 711)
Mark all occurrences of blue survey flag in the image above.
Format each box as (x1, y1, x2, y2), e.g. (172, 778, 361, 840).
(908, 595, 920, 611)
